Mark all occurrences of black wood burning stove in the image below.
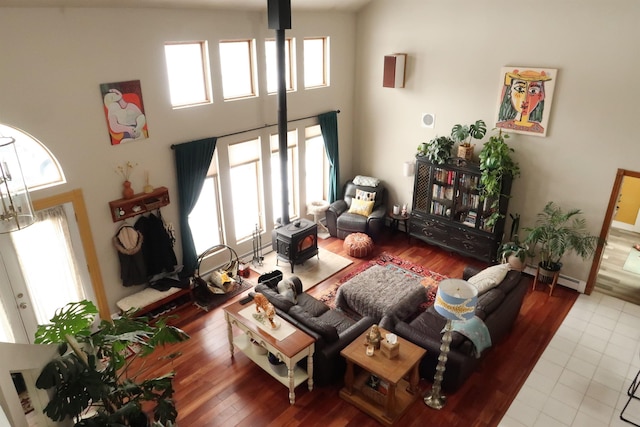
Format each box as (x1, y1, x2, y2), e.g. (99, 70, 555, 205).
(272, 218, 318, 273)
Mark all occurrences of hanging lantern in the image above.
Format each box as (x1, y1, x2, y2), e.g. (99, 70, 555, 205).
(0, 137, 35, 233)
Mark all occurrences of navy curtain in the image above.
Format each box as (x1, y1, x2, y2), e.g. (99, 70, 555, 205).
(319, 111, 340, 202)
(173, 137, 217, 276)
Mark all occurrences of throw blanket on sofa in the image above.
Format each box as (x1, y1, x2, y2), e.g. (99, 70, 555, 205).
(449, 316, 492, 358)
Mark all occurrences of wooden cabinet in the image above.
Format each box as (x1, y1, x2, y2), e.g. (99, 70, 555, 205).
(108, 186, 170, 222)
(409, 157, 511, 263)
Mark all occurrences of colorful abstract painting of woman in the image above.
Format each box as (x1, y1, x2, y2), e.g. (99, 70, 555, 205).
(100, 80, 149, 145)
(495, 67, 557, 137)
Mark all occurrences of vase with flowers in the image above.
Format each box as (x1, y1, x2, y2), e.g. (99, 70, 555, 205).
(115, 161, 137, 199)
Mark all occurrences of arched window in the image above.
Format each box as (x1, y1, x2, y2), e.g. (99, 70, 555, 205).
(0, 124, 65, 190)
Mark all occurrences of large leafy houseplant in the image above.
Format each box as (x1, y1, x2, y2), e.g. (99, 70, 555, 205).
(451, 119, 487, 148)
(498, 213, 528, 270)
(478, 130, 520, 229)
(523, 201, 601, 272)
(421, 135, 455, 165)
(34, 300, 190, 427)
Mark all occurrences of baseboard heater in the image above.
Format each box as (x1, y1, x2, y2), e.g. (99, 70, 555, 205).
(522, 264, 586, 293)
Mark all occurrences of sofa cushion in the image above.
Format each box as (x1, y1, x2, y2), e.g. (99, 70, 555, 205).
(495, 270, 522, 294)
(355, 189, 376, 202)
(408, 308, 467, 350)
(468, 263, 511, 294)
(289, 305, 339, 343)
(475, 288, 505, 319)
(348, 199, 375, 217)
(317, 309, 357, 334)
(296, 293, 330, 317)
(353, 175, 380, 187)
(277, 279, 297, 304)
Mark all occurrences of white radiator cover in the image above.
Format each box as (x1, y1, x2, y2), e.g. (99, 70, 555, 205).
(523, 264, 586, 293)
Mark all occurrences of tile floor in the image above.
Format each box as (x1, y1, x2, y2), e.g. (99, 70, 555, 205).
(500, 291, 640, 427)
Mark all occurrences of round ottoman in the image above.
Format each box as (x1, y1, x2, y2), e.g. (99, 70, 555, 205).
(344, 232, 374, 258)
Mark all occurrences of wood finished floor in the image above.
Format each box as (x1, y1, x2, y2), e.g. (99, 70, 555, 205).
(596, 226, 640, 305)
(143, 229, 578, 427)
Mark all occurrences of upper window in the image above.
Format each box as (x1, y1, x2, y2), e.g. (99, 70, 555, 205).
(164, 41, 212, 108)
(265, 38, 295, 94)
(0, 124, 65, 191)
(220, 40, 258, 100)
(304, 37, 330, 88)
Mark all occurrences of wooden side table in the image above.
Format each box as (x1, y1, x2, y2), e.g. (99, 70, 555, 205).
(339, 328, 425, 426)
(223, 300, 315, 404)
(388, 213, 410, 239)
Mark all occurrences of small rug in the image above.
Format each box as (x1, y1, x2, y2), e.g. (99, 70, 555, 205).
(318, 252, 448, 312)
(193, 279, 252, 312)
(623, 249, 640, 275)
(250, 247, 353, 291)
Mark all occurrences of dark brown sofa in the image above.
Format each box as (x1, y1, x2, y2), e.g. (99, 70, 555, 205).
(384, 265, 526, 392)
(254, 276, 376, 386)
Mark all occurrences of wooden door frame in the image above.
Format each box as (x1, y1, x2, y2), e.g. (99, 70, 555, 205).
(586, 168, 640, 294)
(32, 189, 109, 320)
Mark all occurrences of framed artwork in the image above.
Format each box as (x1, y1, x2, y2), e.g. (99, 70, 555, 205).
(495, 67, 557, 137)
(100, 80, 149, 145)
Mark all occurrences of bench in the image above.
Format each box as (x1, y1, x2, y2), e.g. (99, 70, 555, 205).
(116, 286, 193, 318)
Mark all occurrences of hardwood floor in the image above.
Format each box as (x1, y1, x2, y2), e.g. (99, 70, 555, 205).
(144, 229, 578, 427)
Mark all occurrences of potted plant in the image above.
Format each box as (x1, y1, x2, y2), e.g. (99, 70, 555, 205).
(478, 129, 520, 230)
(498, 213, 527, 271)
(451, 119, 487, 161)
(34, 300, 190, 427)
(523, 201, 601, 283)
(421, 135, 455, 165)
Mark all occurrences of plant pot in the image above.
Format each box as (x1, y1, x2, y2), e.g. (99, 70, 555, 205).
(507, 255, 525, 272)
(457, 144, 475, 161)
(536, 262, 561, 285)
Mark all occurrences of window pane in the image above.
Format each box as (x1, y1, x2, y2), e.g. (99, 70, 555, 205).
(220, 40, 257, 99)
(266, 38, 294, 94)
(188, 177, 221, 254)
(271, 131, 298, 223)
(230, 163, 261, 240)
(305, 134, 328, 204)
(304, 37, 329, 88)
(0, 124, 65, 191)
(164, 42, 211, 107)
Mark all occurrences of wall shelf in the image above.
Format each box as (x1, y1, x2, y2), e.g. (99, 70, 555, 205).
(109, 186, 170, 222)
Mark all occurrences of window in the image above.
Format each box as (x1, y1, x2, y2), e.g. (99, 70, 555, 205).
(305, 125, 329, 204)
(188, 174, 223, 255)
(265, 38, 295, 94)
(228, 139, 263, 241)
(0, 124, 65, 190)
(303, 37, 329, 88)
(219, 40, 258, 100)
(270, 130, 298, 223)
(164, 41, 212, 108)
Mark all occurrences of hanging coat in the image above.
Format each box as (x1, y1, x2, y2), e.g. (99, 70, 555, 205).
(134, 213, 178, 278)
(113, 225, 147, 286)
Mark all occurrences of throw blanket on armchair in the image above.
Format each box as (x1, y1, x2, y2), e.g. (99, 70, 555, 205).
(448, 316, 492, 358)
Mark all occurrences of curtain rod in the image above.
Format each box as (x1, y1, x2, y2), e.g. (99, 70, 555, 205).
(217, 109, 340, 139)
(171, 109, 340, 148)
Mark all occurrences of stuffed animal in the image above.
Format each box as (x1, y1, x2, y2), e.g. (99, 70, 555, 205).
(254, 293, 277, 328)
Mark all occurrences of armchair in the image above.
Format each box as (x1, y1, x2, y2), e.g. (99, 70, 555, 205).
(326, 179, 387, 240)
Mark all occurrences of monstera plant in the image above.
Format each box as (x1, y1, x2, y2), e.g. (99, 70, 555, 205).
(34, 300, 190, 427)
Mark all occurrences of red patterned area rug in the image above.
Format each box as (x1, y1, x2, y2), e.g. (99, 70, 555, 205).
(318, 252, 448, 312)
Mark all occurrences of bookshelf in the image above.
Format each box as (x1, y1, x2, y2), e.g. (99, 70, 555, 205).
(409, 157, 512, 263)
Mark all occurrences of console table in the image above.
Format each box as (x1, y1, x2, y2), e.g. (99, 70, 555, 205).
(223, 299, 315, 404)
(339, 327, 425, 426)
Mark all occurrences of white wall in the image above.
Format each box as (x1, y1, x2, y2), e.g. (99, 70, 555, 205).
(0, 7, 356, 314)
(354, 0, 640, 282)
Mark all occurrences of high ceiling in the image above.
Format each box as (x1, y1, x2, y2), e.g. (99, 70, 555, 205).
(0, 0, 371, 11)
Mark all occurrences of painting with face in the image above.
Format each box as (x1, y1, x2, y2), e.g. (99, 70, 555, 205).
(495, 67, 557, 137)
